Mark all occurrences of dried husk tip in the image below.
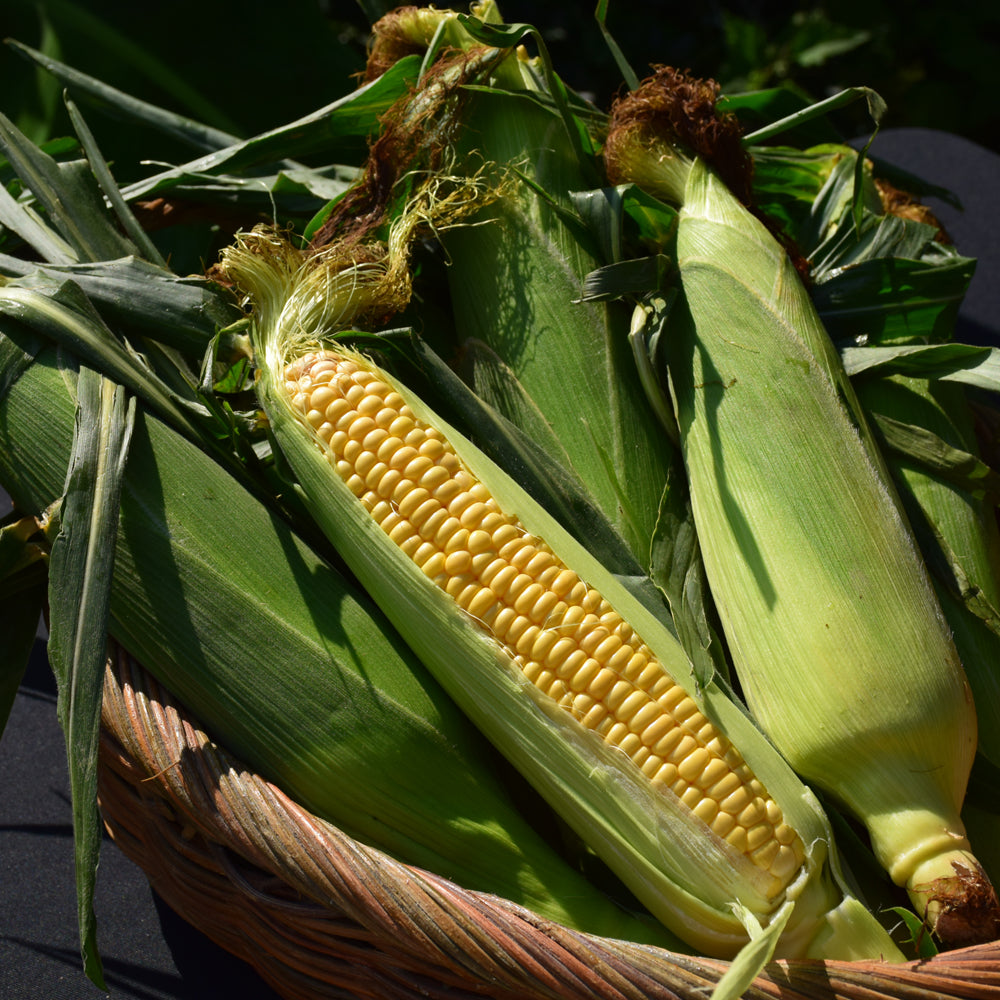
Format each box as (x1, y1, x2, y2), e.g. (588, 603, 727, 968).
(364, 2, 503, 81)
(603, 66, 753, 208)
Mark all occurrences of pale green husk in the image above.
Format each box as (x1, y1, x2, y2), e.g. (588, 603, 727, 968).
(661, 156, 982, 922)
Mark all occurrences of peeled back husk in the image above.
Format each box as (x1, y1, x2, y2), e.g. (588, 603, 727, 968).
(222, 228, 904, 963)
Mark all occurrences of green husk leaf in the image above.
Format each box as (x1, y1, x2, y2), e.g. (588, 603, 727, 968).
(47, 365, 135, 990)
(886, 907, 939, 959)
(121, 56, 420, 203)
(6, 39, 240, 153)
(567, 187, 627, 267)
(0, 110, 137, 263)
(593, 0, 639, 91)
(710, 902, 794, 1000)
(0, 279, 213, 448)
(842, 342, 1000, 391)
(741, 86, 885, 147)
(0, 317, 43, 395)
(871, 412, 1000, 500)
(912, 499, 1000, 639)
(0, 256, 241, 356)
(758, 143, 976, 349)
(616, 183, 680, 248)
(448, 337, 579, 477)
(717, 87, 843, 147)
(811, 211, 962, 277)
(854, 373, 1000, 769)
(740, 93, 882, 235)
(119, 163, 357, 220)
(628, 294, 681, 442)
(649, 457, 730, 691)
(64, 96, 166, 267)
(0, 172, 78, 264)
(816, 252, 975, 345)
(455, 13, 595, 173)
(579, 255, 671, 302)
(748, 143, 853, 239)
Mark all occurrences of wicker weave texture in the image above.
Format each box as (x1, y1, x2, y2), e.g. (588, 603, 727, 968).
(98, 647, 1000, 1000)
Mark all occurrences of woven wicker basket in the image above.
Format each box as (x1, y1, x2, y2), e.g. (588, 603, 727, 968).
(97, 644, 1000, 1000)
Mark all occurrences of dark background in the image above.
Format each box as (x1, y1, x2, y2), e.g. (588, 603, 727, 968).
(2, 0, 999, 168)
(2, 2, 999, 997)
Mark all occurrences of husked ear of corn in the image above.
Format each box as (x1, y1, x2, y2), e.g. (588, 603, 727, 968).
(603, 67, 998, 945)
(0, 334, 683, 945)
(221, 226, 904, 962)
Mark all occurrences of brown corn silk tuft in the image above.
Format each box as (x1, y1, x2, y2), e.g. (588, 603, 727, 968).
(312, 44, 503, 250)
(604, 66, 753, 208)
(875, 176, 952, 243)
(602, 66, 816, 281)
(364, 6, 432, 82)
(282, 346, 809, 898)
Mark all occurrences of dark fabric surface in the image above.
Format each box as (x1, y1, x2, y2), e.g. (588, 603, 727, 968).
(2, 127, 998, 999)
(1, 639, 281, 999)
(861, 127, 1000, 347)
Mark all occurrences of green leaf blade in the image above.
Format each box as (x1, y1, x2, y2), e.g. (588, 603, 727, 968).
(47, 365, 135, 990)
(0, 110, 137, 263)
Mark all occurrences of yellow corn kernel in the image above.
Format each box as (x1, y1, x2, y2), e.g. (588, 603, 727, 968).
(284, 348, 807, 895)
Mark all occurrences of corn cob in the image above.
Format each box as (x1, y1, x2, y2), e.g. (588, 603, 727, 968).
(223, 228, 903, 961)
(0, 336, 680, 945)
(603, 67, 997, 945)
(285, 344, 805, 886)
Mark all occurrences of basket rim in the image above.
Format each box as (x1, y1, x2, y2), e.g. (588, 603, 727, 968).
(98, 644, 1000, 1000)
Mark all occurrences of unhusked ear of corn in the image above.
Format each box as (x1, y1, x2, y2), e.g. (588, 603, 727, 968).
(603, 67, 998, 945)
(0, 334, 681, 945)
(222, 227, 903, 962)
